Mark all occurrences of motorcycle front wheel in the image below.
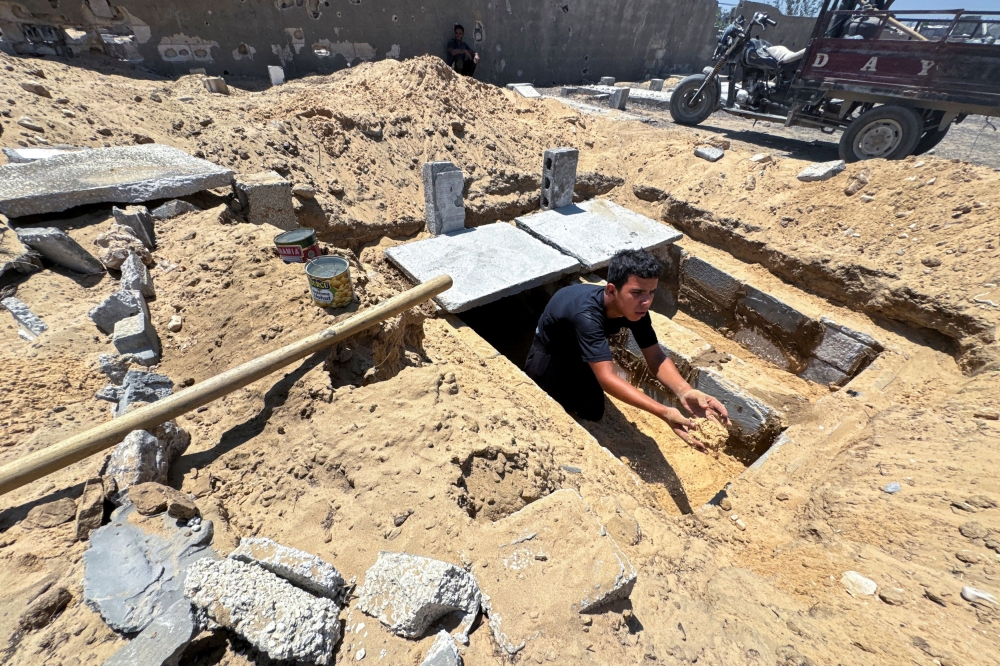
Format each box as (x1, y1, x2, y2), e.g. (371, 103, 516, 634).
(669, 74, 718, 126)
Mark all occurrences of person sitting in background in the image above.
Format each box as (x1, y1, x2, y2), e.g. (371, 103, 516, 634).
(446, 24, 479, 77)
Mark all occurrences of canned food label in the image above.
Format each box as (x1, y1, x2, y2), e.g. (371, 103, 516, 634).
(277, 242, 321, 263)
(309, 279, 335, 304)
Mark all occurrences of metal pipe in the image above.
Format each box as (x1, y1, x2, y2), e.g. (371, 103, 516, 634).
(0, 274, 453, 496)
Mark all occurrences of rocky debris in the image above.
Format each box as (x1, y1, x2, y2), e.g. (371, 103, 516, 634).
(75, 477, 106, 540)
(475, 490, 637, 657)
(357, 551, 481, 643)
(883, 481, 901, 494)
(292, 183, 316, 199)
(967, 494, 998, 509)
(749, 153, 772, 164)
(96, 369, 174, 416)
(19, 80, 51, 97)
(694, 146, 724, 162)
(130, 482, 199, 521)
(420, 630, 463, 666)
(797, 160, 846, 182)
(841, 571, 877, 596)
(184, 557, 340, 665)
(112, 205, 156, 249)
(151, 199, 200, 220)
(17, 116, 44, 132)
(23, 497, 77, 529)
(0, 221, 43, 278)
(0, 144, 234, 218)
(230, 537, 346, 601)
(83, 504, 216, 633)
(167, 314, 183, 332)
(112, 309, 161, 365)
(960, 521, 988, 539)
(88, 289, 147, 334)
(19, 586, 71, 630)
(843, 169, 870, 196)
(878, 588, 905, 605)
(105, 423, 190, 492)
(120, 251, 155, 297)
(103, 599, 196, 666)
(14, 226, 105, 274)
(94, 223, 153, 270)
(2, 296, 47, 336)
(961, 586, 997, 606)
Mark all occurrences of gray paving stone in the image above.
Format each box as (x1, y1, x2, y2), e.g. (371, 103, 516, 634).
(112, 205, 155, 250)
(151, 199, 200, 220)
(233, 171, 297, 230)
(89, 289, 146, 334)
(797, 160, 845, 182)
(515, 199, 681, 271)
(2, 146, 86, 163)
(357, 551, 482, 643)
(113, 311, 161, 365)
(422, 162, 465, 235)
(120, 252, 155, 298)
(680, 255, 742, 308)
(384, 223, 579, 313)
(185, 558, 340, 665)
(229, 537, 346, 601)
(0, 145, 234, 218)
(695, 146, 725, 162)
(608, 87, 630, 110)
(799, 357, 849, 386)
(15, 226, 105, 274)
(739, 286, 809, 335)
(811, 323, 875, 374)
(2, 296, 47, 336)
(649, 78, 665, 92)
(540, 147, 579, 210)
(83, 503, 216, 634)
(420, 630, 463, 666)
(103, 599, 196, 666)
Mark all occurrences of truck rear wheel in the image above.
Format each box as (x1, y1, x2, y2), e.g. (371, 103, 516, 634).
(839, 105, 922, 162)
(669, 74, 718, 126)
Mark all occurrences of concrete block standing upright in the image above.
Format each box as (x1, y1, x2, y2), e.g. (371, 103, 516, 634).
(268, 66, 285, 86)
(649, 79, 664, 92)
(609, 87, 630, 110)
(233, 171, 297, 231)
(422, 162, 465, 236)
(203, 77, 229, 94)
(540, 147, 579, 210)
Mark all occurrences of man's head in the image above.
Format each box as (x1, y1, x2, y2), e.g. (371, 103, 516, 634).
(605, 249, 661, 321)
(454, 24, 465, 41)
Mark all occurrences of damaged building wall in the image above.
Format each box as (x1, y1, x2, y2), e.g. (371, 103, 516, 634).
(0, 0, 718, 84)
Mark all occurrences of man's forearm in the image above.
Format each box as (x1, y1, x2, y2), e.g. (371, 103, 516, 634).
(597, 371, 667, 418)
(654, 357, 692, 398)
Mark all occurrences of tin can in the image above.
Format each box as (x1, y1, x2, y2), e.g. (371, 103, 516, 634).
(274, 228, 321, 263)
(306, 256, 354, 308)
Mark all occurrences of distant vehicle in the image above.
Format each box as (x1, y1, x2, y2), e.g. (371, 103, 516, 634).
(670, 0, 1000, 162)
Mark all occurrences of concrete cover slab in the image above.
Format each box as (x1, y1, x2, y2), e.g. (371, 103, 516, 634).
(2, 146, 87, 163)
(515, 199, 681, 271)
(0, 145, 234, 218)
(384, 224, 580, 313)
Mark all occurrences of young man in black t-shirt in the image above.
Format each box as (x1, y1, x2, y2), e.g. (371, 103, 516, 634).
(525, 249, 729, 452)
(446, 24, 479, 77)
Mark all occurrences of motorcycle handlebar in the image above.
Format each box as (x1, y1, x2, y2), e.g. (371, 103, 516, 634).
(765, 17, 777, 26)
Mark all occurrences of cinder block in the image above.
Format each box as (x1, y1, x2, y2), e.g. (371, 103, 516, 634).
(89, 289, 147, 334)
(120, 251, 155, 298)
(268, 65, 285, 86)
(233, 171, 297, 231)
(739, 286, 809, 335)
(422, 162, 466, 235)
(15, 226, 105, 274)
(112, 311, 161, 365)
(112, 205, 155, 250)
(649, 79, 664, 92)
(540, 147, 578, 210)
(608, 88, 630, 110)
(599, 77, 615, 85)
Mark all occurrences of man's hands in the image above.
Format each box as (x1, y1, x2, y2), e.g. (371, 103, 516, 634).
(658, 406, 707, 453)
(677, 388, 730, 425)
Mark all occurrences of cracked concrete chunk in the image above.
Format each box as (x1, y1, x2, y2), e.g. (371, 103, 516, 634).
(112, 311, 161, 365)
(797, 160, 845, 182)
(233, 171, 297, 230)
(357, 551, 482, 643)
(89, 290, 147, 335)
(96, 369, 174, 416)
(420, 630, 463, 666)
(2, 296, 47, 336)
(112, 205, 155, 250)
(151, 199, 200, 220)
(15, 226, 105, 274)
(83, 504, 216, 633)
(695, 146, 724, 162)
(121, 251, 155, 297)
(185, 558, 340, 665)
(477, 489, 637, 657)
(230, 537, 346, 601)
(0, 145, 234, 218)
(103, 599, 196, 666)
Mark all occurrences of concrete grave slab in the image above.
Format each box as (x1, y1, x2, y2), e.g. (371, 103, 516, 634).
(739, 286, 809, 336)
(2, 146, 87, 163)
(15, 226, 105, 274)
(649, 78, 665, 91)
(608, 87, 630, 110)
(0, 145, 233, 218)
(384, 223, 580, 313)
(477, 489, 636, 657)
(516, 199, 681, 271)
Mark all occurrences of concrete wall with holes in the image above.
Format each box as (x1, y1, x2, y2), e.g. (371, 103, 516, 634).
(0, 0, 719, 84)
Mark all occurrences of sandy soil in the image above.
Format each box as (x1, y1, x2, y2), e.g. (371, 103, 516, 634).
(1, 52, 999, 666)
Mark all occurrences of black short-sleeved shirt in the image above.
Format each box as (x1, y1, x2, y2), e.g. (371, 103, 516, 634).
(534, 284, 658, 364)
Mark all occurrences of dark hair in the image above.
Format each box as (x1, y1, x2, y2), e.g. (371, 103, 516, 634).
(607, 249, 661, 289)
(454, 24, 465, 32)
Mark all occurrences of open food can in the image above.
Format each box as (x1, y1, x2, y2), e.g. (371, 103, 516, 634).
(305, 256, 354, 308)
(274, 228, 320, 263)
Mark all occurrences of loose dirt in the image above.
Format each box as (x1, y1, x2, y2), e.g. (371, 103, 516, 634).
(688, 417, 730, 451)
(1, 51, 999, 666)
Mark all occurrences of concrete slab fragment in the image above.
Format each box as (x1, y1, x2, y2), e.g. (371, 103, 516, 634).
(2, 296, 47, 335)
(103, 598, 196, 666)
(112, 205, 155, 250)
(695, 146, 725, 162)
(233, 171, 297, 230)
(2, 146, 86, 163)
(113, 311, 161, 365)
(421, 630, 463, 666)
(89, 289, 147, 334)
(797, 160, 845, 182)
(599, 77, 615, 85)
(516, 199, 681, 271)
(422, 162, 465, 235)
(0, 145, 234, 218)
(151, 199, 200, 220)
(0, 222, 43, 278)
(505, 83, 541, 98)
(121, 252, 155, 298)
(384, 224, 579, 313)
(15, 226, 105, 274)
(230, 537, 346, 601)
(692, 369, 778, 444)
(608, 87, 630, 110)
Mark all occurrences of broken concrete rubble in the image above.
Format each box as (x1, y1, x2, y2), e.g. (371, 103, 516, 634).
(103, 599, 196, 666)
(151, 199, 200, 220)
(2, 296, 48, 336)
(797, 160, 846, 182)
(420, 630, 463, 666)
(184, 557, 340, 665)
(608, 87, 629, 110)
(230, 537, 347, 601)
(0, 145, 234, 218)
(357, 551, 482, 643)
(540, 147, 578, 210)
(88, 289, 147, 335)
(112, 205, 156, 250)
(203, 76, 229, 94)
(0, 221, 43, 278)
(233, 171, 297, 230)
(112, 310, 161, 365)
(422, 161, 466, 235)
(94, 223, 153, 270)
(14, 226, 105, 274)
(83, 504, 216, 634)
(120, 251, 155, 298)
(96, 369, 174, 416)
